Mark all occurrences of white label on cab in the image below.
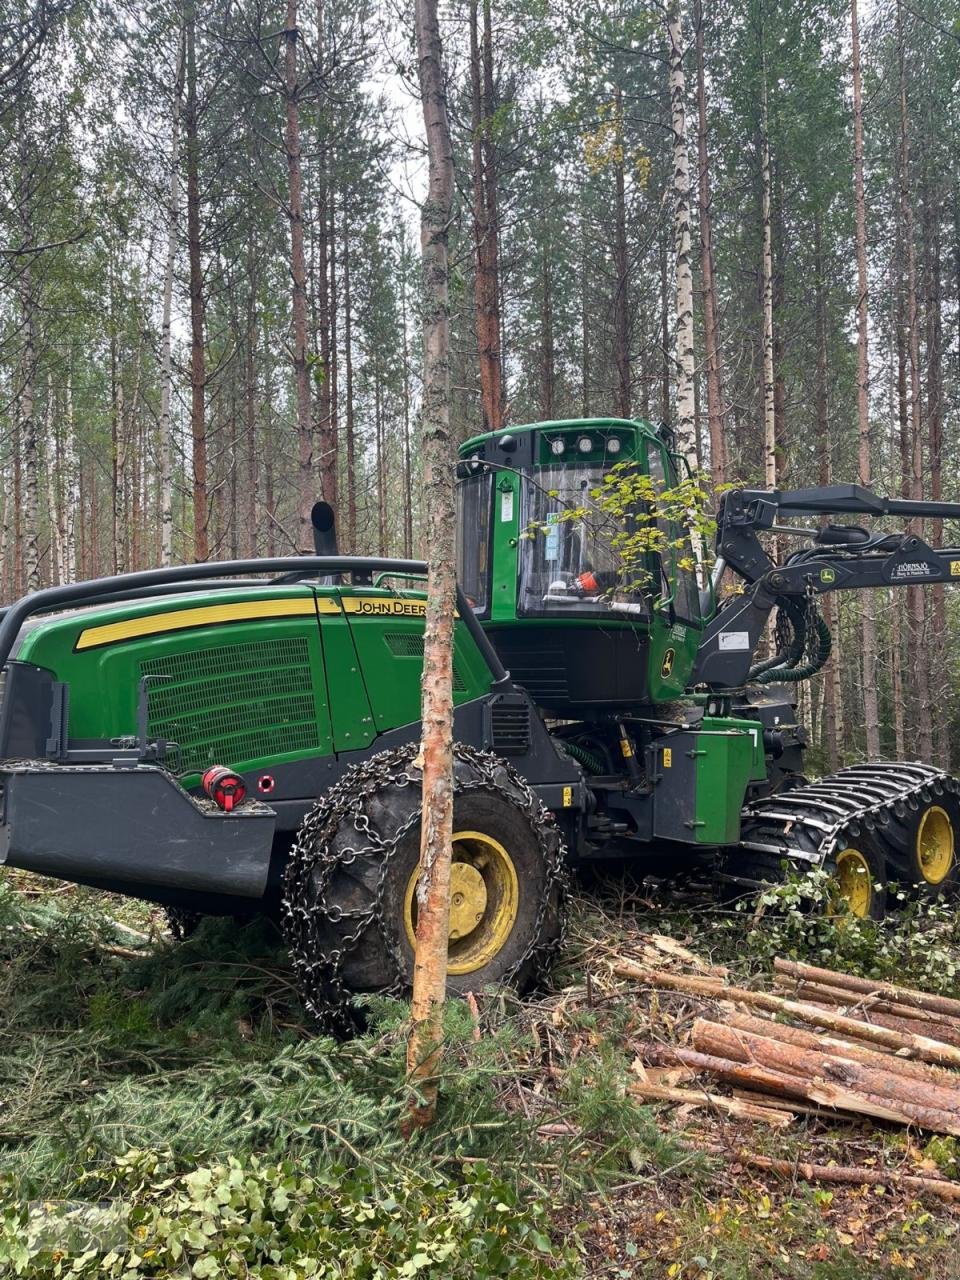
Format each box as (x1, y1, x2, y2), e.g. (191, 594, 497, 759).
(718, 631, 751, 651)
(500, 490, 514, 522)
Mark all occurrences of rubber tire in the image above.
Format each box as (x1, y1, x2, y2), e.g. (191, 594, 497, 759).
(285, 746, 564, 1004)
(718, 835, 887, 922)
(875, 792, 960, 902)
(357, 788, 559, 993)
(822, 839, 887, 922)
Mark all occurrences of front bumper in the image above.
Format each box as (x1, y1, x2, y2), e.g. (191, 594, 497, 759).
(0, 761, 275, 900)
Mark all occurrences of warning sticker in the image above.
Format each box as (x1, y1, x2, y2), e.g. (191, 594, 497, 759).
(718, 632, 751, 651)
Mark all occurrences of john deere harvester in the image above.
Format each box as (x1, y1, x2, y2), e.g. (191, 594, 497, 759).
(2, 416, 960, 1023)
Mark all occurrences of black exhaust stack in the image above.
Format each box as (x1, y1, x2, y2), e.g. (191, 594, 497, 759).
(311, 501, 338, 556)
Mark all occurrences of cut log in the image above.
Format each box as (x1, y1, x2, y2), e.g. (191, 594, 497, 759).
(646, 1043, 915, 1125)
(693, 1018, 960, 1126)
(722, 1010, 960, 1088)
(777, 977, 960, 1035)
(627, 1080, 793, 1126)
(731, 1088, 841, 1119)
(615, 962, 960, 1068)
(716, 1149, 960, 1203)
(774, 959, 960, 1022)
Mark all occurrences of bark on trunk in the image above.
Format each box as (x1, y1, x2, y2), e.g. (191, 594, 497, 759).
(759, 48, 776, 487)
(283, 0, 315, 551)
(667, 0, 696, 467)
(469, 0, 503, 433)
(185, 1, 207, 562)
(896, 0, 932, 760)
(850, 0, 880, 757)
(160, 22, 184, 567)
(694, 0, 726, 484)
(613, 87, 631, 419)
(404, 0, 457, 1135)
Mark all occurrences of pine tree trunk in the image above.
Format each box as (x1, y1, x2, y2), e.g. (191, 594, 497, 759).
(469, 0, 503, 433)
(401, 238, 414, 558)
(759, 48, 776, 488)
(850, 0, 879, 757)
(185, 1, 207, 562)
(613, 86, 631, 419)
(283, 0, 315, 551)
(896, 0, 932, 762)
(667, 0, 696, 466)
(160, 23, 184, 567)
(926, 200, 948, 766)
(405, 0, 456, 1136)
(694, 0, 726, 484)
(343, 220, 357, 552)
(814, 214, 839, 770)
(245, 231, 259, 558)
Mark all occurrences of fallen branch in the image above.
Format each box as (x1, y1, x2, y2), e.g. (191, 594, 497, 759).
(628, 1080, 792, 1127)
(718, 1149, 960, 1204)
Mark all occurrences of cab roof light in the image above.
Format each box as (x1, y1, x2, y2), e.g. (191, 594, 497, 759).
(577, 435, 593, 453)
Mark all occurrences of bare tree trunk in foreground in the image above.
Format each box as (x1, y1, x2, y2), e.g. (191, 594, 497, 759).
(404, 0, 456, 1136)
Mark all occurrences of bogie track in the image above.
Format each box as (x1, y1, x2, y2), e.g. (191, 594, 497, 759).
(720, 762, 960, 915)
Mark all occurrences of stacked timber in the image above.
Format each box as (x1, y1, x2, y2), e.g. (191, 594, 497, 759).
(618, 956, 960, 1137)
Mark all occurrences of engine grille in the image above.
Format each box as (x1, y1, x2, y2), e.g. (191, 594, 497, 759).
(382, 632, 467, 692)
(141, 637, 320, 775)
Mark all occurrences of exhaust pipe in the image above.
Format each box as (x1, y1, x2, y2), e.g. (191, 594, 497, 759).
(311, 501, 338, 556)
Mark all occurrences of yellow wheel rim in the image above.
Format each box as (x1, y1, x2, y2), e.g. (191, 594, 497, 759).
(404, 831, 520, 975)
(916, 805, 955, 885)
(831, 848, 874, 919)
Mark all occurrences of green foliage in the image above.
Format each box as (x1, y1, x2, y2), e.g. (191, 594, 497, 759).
(724, 869, 960, 994)
(525, 461, 715, 599)
(0, 1154, 581, 1279)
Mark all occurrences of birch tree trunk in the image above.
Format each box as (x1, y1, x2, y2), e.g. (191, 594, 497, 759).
(160, 23, 184, 567)
(849, 0, 880, 759)
(405, 0, 456, 1136)
(759, 48, 776, 488)
(667, 0, 695, 467)
(63, 365, 78, 581)
(694, 0, 726, 484)
(613, 86, 631, 420)
(283, 0, 314, 552)
(19, 269, 40, 593)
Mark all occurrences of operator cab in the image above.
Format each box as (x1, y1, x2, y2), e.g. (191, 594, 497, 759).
(456, 418, 704, 715)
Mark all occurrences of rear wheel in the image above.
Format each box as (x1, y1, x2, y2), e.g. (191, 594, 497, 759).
(877, 794, 960, 900)
(719, 829, 886, 921)
(282, 743, 567, 1030)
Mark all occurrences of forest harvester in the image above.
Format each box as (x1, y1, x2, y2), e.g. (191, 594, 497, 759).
(3, 417, 960, 1024)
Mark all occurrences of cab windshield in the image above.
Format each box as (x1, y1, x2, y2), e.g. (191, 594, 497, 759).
(518, 465, 651, 619)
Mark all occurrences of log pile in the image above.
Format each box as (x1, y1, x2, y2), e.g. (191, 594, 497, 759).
(620, 955, 960, 1138)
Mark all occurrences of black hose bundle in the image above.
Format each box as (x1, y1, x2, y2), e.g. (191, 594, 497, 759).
(749, 594, 832, 686)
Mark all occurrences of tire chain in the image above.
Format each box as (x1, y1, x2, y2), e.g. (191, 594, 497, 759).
(280, 741, 569, 1035)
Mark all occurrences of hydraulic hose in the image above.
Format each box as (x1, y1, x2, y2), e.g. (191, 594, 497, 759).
(558, 739, 606, 775)
(754, 612, 832, 684)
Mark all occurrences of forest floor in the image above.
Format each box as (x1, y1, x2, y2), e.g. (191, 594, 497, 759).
(3, 866, 960, 1278)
